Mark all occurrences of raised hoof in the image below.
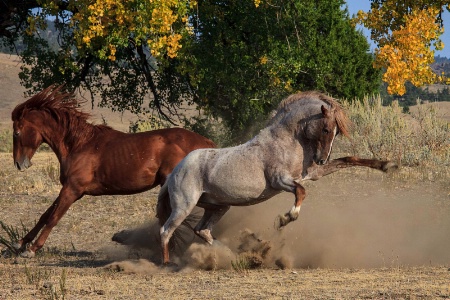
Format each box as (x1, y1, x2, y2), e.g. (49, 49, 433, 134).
(195, 229, 214, 245)
(275, 214, 291, 230)
(20, 249, 36, 258)
(383, 161, 399, 173)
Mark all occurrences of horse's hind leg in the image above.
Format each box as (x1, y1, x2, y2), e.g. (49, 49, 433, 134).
(160, 192, 201, 265)
(194, 206, 230, 244)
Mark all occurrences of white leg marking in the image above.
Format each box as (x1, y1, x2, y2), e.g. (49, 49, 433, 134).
(326, 126, 338, 161)
(289, 205, 301, 219)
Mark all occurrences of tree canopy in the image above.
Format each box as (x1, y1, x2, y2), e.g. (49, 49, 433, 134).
(1, 0, 379, 137)
(356, 0, 450, 95)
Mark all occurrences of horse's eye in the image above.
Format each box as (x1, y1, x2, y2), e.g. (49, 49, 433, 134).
(13, 131, 20, 137)
(322, 128, 329, 134)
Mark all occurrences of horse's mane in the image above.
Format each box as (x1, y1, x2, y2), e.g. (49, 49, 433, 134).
(271, 91, 351, 138)
(12, 85, 112, 149)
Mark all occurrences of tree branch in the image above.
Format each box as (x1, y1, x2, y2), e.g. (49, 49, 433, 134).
(135, 42, 177, 125)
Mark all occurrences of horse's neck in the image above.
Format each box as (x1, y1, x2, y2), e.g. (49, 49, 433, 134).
(40, 117, 98, 161)
(252, 126, 298, 150)
(38, 121, 71, 160)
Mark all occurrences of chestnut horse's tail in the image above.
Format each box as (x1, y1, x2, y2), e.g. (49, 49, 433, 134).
(156, 179, 172, 227)
(157, 177, 198, 252)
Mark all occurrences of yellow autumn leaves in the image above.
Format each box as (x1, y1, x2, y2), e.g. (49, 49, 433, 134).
(357, 3, 448, 95)
(26, 0, 450, 95)
(70, 0, 196, 60)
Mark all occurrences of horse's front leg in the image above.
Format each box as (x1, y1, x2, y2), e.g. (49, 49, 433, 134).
(16, 186, 81, 258)
(13, 200, 58, 252)
(278, 182, 305, 229)
(305, 156, 398, 181)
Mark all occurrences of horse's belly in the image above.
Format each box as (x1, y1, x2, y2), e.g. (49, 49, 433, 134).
(201, 185, 280, 206)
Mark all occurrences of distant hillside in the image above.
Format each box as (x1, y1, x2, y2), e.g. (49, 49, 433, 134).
(1, 23, 449, 124)
(0, 53, 140, 131)
(432, 55, 450, 76)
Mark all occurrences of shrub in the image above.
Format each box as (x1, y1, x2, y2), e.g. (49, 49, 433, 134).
(0, 129, 12, 152)
(128, 116, 165, 133)
(334, 95, 449, 174)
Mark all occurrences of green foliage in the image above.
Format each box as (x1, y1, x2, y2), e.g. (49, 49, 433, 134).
(128, 116, 165, 133)
(1, 0, 379, 139)
(380, 81, 450, 108)
(183, 115, 233, 147)
(0, 220, 29, 255)
(182, 0, 380, 135)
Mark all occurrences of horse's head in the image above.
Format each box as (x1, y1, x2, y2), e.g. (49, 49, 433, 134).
(12, 111, 44, 171)
(304, 105, 338, 165)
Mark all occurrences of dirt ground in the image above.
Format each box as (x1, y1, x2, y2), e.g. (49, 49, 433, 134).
(0, 153, 449, 299)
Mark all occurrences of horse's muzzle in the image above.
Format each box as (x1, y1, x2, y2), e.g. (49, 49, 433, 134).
(313, 154, 327, 165)
(15, 157, 32, 171)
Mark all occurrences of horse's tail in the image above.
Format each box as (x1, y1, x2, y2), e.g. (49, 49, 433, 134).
(156, 179, 172, 227)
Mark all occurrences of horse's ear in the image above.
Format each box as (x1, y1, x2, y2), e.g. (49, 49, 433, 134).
(321, 105, 329, 117)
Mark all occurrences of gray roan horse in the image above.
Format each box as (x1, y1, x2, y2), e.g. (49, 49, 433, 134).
(157, 91, 397, 264)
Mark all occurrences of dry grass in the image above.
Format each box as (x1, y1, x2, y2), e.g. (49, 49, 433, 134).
(0, 264, 449, 299)
(1, 153, 449, 299)
(334, 95, 450, 181)
(1, 53, 450, 299)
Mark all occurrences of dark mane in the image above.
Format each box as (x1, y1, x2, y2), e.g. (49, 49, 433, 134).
(12, 85, 112, 150)
(272, 91, 351, 138)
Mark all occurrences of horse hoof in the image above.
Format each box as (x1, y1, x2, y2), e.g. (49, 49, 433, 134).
(275, 215, 289, 230)
(383, 161, 398, 172)
(20, 250, 36, 258)
(12, 242, 23, 251)
(162, 261, 178, 269)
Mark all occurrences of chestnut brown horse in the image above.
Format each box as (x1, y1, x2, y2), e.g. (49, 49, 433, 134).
(11, 85, 216, 257)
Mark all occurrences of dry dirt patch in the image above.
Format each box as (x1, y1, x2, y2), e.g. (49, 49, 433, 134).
(1, 153, 449, 299)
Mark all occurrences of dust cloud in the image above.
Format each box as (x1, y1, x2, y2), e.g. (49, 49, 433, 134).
(107, 171, 450, 272)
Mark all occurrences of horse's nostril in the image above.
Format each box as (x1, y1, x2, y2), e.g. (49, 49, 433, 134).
(319, 159, 325, 165)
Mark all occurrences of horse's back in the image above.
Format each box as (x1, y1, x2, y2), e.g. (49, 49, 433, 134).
(79, 127, 214, 194)
(170, 144, 272, 205)
(136, 127, 215, 151)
